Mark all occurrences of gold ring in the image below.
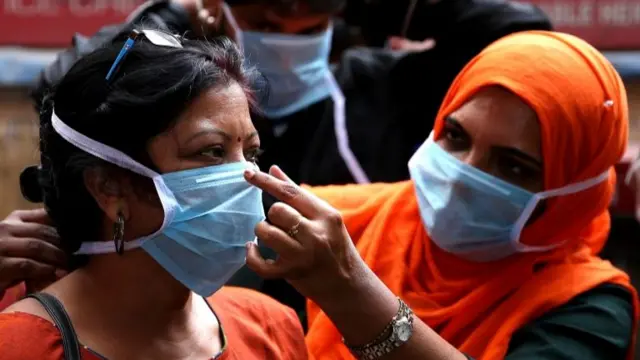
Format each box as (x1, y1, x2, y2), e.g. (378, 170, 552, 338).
(287, 221, 301, 238)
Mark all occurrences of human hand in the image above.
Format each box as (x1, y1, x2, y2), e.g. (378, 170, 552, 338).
(387, 36, 436, 52)
(244, 165, 365, 303)
(172, 0, 223, 36)
(0, 209, 68, 294)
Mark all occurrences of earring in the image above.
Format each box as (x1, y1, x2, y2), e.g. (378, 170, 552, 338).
(113, 212, 125, 255)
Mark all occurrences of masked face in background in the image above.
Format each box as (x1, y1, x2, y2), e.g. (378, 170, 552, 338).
(222, 1, 340, 119)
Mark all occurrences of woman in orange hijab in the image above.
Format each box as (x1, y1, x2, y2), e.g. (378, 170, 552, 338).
(300, 30, 639, 359)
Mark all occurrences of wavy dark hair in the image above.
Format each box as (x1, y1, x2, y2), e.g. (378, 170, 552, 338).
(25, 31, 258, 255)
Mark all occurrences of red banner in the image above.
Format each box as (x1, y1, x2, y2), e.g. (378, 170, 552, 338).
(2, 1, 640, 49)
(0, 0, 146, 47)
(527, 0, 640, 49)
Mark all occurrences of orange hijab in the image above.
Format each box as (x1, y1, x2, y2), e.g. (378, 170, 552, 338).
(305, 31, 639, 359)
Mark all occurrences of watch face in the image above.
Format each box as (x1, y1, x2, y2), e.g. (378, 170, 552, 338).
(395, 318, 413, 343)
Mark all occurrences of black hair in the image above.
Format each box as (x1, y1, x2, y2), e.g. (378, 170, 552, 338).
(24, 31, 258, 255)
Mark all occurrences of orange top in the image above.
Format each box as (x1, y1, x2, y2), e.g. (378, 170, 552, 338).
(305, 31, 639, 360)
(0, 286, 308, 359)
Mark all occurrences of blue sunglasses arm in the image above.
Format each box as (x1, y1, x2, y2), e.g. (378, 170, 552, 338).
(105, 37, 136, 81)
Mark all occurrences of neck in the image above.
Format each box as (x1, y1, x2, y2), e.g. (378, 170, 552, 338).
(49, 249, 222, 358)
(65, 250, 196, 331)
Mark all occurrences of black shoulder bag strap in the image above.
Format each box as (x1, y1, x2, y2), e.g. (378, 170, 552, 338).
(26, 292, 82, 360)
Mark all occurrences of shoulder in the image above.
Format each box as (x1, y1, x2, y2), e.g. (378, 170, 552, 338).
(0, 311, 63, 359)
(507, 284, 634, 360)
(209, 287, 308, 359)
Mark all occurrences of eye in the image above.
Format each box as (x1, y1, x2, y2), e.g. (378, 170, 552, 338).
(444, 127, 464, 142)
(498, 157, 536, 182)
(245, 148, 264, 163)
(199, 146, 225, 160)
(440, 126, 469, 151)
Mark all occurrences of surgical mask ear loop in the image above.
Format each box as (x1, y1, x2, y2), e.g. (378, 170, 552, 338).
(113, 212, 125, 255)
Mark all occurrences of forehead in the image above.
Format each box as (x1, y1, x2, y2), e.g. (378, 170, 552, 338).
(171, 83, 254, 136)
(448, 87, 541, 156)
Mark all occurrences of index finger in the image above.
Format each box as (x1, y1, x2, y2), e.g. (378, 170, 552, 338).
(10, 208, 53, 226)
(244, 166, 322, 219)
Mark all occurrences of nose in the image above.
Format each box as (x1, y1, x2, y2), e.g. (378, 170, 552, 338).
(227, 148, 248, 163)
(449, 148, 494, 213)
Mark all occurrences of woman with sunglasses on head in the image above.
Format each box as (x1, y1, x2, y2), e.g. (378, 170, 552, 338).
(0, 31, 307, 359)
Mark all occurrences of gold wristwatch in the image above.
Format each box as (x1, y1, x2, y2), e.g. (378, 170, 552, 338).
(343, 298, 415, 360)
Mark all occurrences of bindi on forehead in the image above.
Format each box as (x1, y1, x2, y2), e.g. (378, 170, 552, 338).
(237, 136, 242, 142)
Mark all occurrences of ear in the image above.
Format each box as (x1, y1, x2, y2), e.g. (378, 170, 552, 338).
(83, 167, 132, 223)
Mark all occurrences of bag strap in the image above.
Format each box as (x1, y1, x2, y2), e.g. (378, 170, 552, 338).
(26, 292, 82, 360)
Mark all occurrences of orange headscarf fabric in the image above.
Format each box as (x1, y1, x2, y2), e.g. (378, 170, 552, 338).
(305, 31, 639, 360)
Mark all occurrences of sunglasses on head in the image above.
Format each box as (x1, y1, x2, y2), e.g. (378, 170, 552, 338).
(105, 29, 183, 81)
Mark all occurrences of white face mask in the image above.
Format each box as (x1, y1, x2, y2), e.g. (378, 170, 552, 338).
(409, 133, 610, 262)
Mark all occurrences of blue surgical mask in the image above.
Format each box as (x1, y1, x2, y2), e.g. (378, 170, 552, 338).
(408, 134, 609, 262)
(51, 112, 265, 297)
(222, 4, 332, 119)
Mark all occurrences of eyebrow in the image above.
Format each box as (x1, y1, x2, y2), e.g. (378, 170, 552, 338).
(444, 116, 542, 168)
(444, 116, 463, 131)
(185, 129, 259, 144)
(497, 147, 542, 168)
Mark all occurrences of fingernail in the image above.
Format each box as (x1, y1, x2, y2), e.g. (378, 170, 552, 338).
(244, 169, 255, 179)
(245, 242, 254, 250)
(55, 269, 68, 278)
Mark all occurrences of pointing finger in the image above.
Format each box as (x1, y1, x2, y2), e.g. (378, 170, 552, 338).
(244, 167, 321, 219)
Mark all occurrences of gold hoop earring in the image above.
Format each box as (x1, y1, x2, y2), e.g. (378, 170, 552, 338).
(113, 212, 125, 255)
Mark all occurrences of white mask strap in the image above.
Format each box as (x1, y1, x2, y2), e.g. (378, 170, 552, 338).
(327, 71, 370, 184)
(626, 159, 640, 185)
(52, 111, 177, 256)
(537, 170, 610, 199)
(51, 111, 159, 179)
(512, 169, 610, 253)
